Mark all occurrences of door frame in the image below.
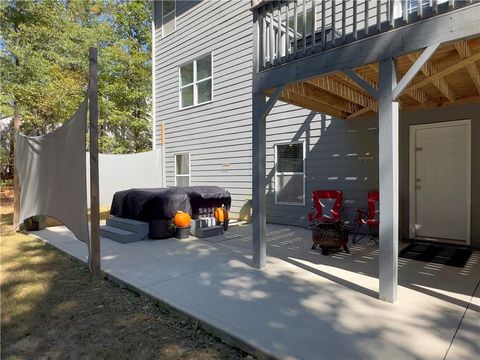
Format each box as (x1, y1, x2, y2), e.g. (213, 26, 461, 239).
(409, 119, 471, 245)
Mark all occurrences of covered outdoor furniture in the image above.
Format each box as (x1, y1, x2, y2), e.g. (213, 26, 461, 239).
(110, 186, 231, 225)
(353, 191, 380, 244)
(308, 190, 349, 255)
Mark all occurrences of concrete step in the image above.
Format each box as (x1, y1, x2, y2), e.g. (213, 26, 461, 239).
(100, 225, 147, 244)
(106, 216, 149, 238)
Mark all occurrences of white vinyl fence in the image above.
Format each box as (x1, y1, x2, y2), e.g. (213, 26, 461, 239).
(86, 149, 163, 207)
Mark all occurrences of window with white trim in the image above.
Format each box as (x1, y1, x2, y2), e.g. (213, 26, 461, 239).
(175, 153, 190, 186)
(179, 54, 212, 109)
(275, 142, 305, 205)
(162, 0, 175, 37)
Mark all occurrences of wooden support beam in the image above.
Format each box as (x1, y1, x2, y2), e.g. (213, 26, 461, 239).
(347, 102, 378, 119)
(307, 76, 375, 108)
(336, 71, 377, 95)
(343, 69, 379, 99)
(262, 85, 285, 119)
(252, 8, 268, 270)
(88, 47, 101, 279)
(406, 52, 456, 102)
(406, 51, 480, 96)
(405, 88, 428, 104)
(393, 44, 440, 100)
(252, 91, 267, 269)
(454, 41, 480, 95)
(302, 83, 361, 114)
(402, 94, 480, 112)
(272, 85, 347, 119)
(369, 63, 428, 104)
(378, 57, 399, 303)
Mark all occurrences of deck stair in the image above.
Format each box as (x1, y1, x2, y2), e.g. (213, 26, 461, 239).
(100, 216, 149, 243)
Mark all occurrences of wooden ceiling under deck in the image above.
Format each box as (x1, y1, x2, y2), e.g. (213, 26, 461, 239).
(265, 37, 480, 120)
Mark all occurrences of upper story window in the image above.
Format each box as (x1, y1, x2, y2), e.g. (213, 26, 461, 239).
(162, 0, 175, 37)
(275, 142, 305, 205)
(179, 54, 213, 109)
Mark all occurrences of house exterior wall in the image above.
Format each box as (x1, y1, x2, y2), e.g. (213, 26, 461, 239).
(154, 0, 254, 219)
(154, 1, 479, 247)
(399, 103, 480, 248)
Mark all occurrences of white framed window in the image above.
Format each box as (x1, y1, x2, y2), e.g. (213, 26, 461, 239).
(162, 0, 175, 37)
(275, 142, 305, 205)
(179, 54, 213, 109)
(175, 153, 190, 186)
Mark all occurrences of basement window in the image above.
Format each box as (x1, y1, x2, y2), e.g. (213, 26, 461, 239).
(275, 142, 305, 205)
(179, 54, 213, 109)
(175, 153, 190, 186)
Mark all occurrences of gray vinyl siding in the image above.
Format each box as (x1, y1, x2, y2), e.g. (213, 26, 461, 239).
(154, 1, 479, 247)
(154, 0, 254, 218)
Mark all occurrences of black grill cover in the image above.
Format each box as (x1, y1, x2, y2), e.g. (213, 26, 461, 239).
(110, 186, 231, 222)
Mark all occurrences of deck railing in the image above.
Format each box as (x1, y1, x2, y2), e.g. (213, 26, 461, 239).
(253, 0, 475, 71)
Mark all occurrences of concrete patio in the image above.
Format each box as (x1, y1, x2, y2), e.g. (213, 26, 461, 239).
(32, 223, 479, 360)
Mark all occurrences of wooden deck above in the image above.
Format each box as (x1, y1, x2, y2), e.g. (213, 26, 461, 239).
(265, 37, 480, 119)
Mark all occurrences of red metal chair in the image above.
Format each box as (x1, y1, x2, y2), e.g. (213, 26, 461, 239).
(307, 190, 343, 225)
(308, 190, 349, 254)
(353, 191, 380, 244)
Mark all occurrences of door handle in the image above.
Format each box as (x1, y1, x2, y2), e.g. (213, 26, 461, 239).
(415, 185, 422, 189)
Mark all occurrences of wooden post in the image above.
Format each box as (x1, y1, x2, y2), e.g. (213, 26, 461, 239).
(378, 57, 399, 303)
(12, 101, 20, 230)
(252, 91, 267, 269)
(89, 47, 101, 279)
(252, 8, 266, 269)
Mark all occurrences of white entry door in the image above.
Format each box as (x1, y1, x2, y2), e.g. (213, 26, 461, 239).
(410, 120, 471, 243)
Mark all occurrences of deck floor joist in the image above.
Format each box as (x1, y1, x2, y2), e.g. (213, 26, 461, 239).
(265, 37, 480, 119)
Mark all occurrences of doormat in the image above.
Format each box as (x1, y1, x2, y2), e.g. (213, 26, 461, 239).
(399, 243, 473, 268)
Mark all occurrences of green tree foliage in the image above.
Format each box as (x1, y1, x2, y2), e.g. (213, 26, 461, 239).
(0, 0, 152, 174)
(99, 0, 152, 153)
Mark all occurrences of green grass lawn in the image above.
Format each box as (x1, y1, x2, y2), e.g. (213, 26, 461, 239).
(0, 191, 256, 359)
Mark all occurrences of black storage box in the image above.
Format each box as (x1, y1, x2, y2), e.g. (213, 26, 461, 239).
(175, 226, 191, 239)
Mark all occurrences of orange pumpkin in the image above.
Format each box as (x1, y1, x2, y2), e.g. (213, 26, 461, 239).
(214, 207, 229, 222)
(174, 211, 191, 228)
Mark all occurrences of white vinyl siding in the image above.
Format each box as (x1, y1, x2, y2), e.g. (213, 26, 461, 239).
(275, 142, 305, 205)
(179, 54, 213, 109)
(175, 153, 190, 186)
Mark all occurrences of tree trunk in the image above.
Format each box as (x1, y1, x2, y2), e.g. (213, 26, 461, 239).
(13, 101, 20, 230)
